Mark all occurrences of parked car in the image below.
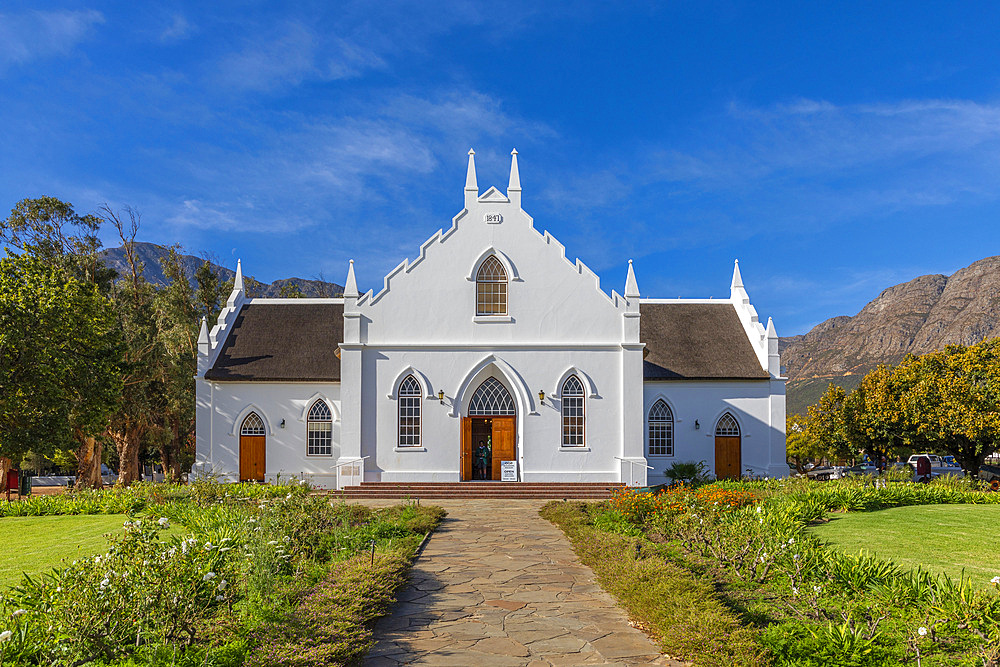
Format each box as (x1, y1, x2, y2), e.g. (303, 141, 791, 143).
(843, 464, 878, 477)
(907, 454, 945, 468)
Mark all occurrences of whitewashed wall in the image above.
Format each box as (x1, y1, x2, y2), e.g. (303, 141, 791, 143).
(642, 379, 788, 484)
(194, 381, 342, 488)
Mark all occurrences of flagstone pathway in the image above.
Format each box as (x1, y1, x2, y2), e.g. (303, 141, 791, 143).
(365, 499, 684, 666)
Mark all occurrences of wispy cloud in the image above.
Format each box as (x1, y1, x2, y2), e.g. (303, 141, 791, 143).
(0, 9, 104, 69)
(213, 22, 385, 92)
(160, 13, 193, 42)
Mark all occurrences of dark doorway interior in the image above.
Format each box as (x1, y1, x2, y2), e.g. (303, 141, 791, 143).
(471, 418, 493, 480)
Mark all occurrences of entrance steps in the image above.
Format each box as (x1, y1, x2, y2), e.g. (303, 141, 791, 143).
(329, 481, 625, 499)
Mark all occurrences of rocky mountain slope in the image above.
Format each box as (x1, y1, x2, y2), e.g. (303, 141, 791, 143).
(782, 256, 1000, 414)
(100, 242, 343, 298)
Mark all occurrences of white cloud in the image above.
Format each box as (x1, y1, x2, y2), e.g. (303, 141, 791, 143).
(0, 9, 104, 69)
(160, 14, 193, 42)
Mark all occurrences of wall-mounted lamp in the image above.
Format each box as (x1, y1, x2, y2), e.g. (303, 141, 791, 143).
(538, 390, 545, 405)
(694, 420, 700, 430)
(438, 390, 445, 404)
(279, 419, 286, 429)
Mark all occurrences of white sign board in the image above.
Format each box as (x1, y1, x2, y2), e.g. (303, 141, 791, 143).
(500, 460, 517, 482)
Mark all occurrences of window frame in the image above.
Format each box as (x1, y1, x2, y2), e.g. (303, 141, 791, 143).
(240, 412, 266, 436)
(475, 255, 508, 316)
(560, 375, 586, 447)
(647, 400, 674, 457)
(306, 400, 333, 457)
(468, 377, 516, 416)
(397, 375, 422, 448)
(715, 412, 741, 437)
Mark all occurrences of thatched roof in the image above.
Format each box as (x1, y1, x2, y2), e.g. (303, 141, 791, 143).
(205, 303, 343, 382)
(641, 303, 769, 380)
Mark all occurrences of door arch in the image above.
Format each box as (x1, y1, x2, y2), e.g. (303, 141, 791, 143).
(714, 412, 741, 480)
(462, 377, 516, 481)
(239, 412, 266, 482)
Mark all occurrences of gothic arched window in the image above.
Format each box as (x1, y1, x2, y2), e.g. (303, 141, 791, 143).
(241, 412, 265, 436)
(398, 376, 422, 447)
(307, 400, 333, 456)
(716, 413, 740, 437)
(561, 375, 585, 447)
(648, 400, 673, 456)
(468, 377, 516, 416)
(476, 256, 507, 316)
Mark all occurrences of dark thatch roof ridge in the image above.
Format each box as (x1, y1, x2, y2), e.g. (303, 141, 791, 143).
(641, 302, 769, 380)
(205, 302, 343, 382)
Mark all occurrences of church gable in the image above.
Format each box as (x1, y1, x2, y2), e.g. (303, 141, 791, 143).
(353, 150, 627, 344)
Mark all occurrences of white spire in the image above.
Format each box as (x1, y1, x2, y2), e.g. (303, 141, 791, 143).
(625, 259, 640, 298)
(344, 259, 358, 298)
(508, 148, 521, 192)
(731, 259, 743, 289)
(234, 259, 244, 293)
(766, 316, 777, 338)
(465, 149, 478, 192)
(197, 316, 208, 346)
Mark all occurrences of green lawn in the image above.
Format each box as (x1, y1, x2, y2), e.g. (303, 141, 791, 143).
(811, 504, 1000, 586)
(0, 514, 146, 588)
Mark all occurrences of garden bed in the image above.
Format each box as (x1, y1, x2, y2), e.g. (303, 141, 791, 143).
(0, 480, 445, 667)
(544, 477, 1000, 666)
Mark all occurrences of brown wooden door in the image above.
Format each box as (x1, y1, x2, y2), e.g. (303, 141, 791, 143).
(461, 417, 473, 481)
(239, 435, 266, 482)
(715, 436, 741, 480)
(491, 416, 516, 481)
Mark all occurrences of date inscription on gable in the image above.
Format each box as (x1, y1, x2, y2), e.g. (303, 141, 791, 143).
(484, 212, 503, 224)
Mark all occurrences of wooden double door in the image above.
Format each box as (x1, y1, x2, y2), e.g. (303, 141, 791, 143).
(239, 435, 266, 482)
(715, 436, 741, 480)
(461, 416, 515, 481)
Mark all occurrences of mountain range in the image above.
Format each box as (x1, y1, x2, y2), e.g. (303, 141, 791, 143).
(99, 242, 343, 298)
(781, 256, 1000, 414)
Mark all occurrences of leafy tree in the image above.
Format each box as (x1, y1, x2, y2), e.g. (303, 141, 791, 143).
(194, 259, 226, 322)
(805, 384, 854, 463)
(840, 364, 907, 469)
(786, 414, 821, 473)
(0, 252, 121, 481)
(278, 281, 305, 298)
(896, 341, 1000, 477)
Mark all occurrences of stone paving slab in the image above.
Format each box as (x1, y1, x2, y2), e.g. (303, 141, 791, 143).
(365, 499, 687, 666)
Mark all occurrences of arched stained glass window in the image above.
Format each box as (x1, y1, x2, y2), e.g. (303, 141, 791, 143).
(648, 400, 673, 456)
(241, 412, 265, 436)
(476, 256, 507, 316)
(561, 375, 585, 447)
(307, 400, 333, 456)
(398, 375, 422, 447)
(468, 377, 515, 416)
(716, 413, 740, 436)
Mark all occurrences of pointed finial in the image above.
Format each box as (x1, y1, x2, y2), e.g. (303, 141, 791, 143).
(198, 316, 209, 345)
(465, 149, 478, 192)
(344, 259, 358, 298)
(766, 316, 777, 338)
(625, 259, 640, 298)
(508, 148, 521, 192)
(234, 259, 244, 292)
(731, 259, 743, 289)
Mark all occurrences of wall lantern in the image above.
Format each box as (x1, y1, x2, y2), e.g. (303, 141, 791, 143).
(538, 390, 545, 405)
(280, 419, 286, 429)
(694, 420, 700, 430)
(438, 390, 445, 404)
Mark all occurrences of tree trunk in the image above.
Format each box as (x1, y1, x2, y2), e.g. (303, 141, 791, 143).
(111, 425, 142, 486)
(0, 457, 10, 496)
(74, 432, 104, 489)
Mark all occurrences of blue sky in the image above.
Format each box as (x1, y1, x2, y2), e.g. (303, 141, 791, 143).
(2, 2, 1000, 335)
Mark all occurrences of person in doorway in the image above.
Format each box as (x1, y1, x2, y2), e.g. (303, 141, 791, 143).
(476, 440, 490, 480)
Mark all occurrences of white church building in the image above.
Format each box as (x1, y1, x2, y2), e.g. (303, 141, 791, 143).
(193, 150, 786, 489)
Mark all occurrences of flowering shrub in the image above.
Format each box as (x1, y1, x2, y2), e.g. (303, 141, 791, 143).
(609, 485, 757, 524)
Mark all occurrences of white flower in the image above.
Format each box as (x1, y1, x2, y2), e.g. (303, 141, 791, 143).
(267, 540, 279, 546)
(793, 554, 800, 561)
(203, 572, 216, 581)
(756, 506, 762, 514)
(157, 517, 170, 527)
(123, 521, 132, 528)
(0, 630, 11, 642)
(813, 585, 822, 593)
(204, 542, 213, 551)
(215, 595, 225, 601)
(99, 578, 110, 589)
(991, 576, 1000, 585)
(792, 587, 799, 596)
(218, 580, 228, 591)
(788, 538, 795, 545)
(11, 610, 26, 617)
(918, 627, 928, 636)
(285, 493, 293, 500)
